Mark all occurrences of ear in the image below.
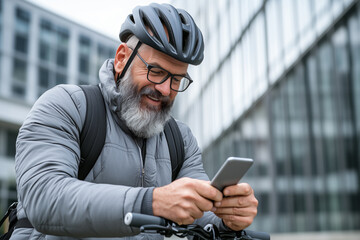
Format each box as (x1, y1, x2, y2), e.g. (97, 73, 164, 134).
(114, 43, 132, 75)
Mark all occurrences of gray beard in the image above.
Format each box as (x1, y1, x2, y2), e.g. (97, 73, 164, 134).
(118, 72, 173, 138)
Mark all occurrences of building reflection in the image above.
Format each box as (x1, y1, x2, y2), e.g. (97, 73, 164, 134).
(172, 0, 360, 234)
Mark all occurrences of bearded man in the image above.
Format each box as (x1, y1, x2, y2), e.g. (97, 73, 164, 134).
(12, 3, 258, 240)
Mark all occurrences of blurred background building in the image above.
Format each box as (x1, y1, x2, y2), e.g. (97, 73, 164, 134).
(171, 0, 360, 238)
(0, 0, 118, 232)
(0, 0, 359, 239)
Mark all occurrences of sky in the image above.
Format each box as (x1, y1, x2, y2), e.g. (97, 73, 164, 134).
(25, 0, 171, 40)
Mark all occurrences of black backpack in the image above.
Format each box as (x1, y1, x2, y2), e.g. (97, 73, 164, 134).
(0, 84, 185, 238)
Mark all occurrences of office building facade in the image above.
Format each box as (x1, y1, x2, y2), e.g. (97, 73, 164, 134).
(0, 0, 118, 223)
(172, 0, 360, 235)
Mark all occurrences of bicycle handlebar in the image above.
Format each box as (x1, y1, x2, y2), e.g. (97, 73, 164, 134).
(124, 212, 270, 240)
(240, 230, 270, 240)
(124, 212, 167, 228)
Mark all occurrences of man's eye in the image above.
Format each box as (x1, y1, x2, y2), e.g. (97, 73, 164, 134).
(172, 77, 181, 83)
(149, 68, 163, 75)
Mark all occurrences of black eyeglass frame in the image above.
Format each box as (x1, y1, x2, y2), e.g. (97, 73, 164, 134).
(116, 41, 193, 92)
(135, 52, 193, 92)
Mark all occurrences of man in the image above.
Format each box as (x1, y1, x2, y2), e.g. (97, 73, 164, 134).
(12, 3, 257, 240)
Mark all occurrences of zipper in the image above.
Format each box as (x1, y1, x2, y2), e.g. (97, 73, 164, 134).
(136, 144, 144, 187)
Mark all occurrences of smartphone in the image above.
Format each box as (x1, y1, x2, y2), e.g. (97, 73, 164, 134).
(210, 157, 253, 192)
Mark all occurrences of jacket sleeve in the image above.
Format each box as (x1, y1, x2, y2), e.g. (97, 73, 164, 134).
(15, 85, 146, 238)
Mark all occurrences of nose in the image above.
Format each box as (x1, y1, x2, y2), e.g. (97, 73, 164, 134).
(154, 77, 171, 96)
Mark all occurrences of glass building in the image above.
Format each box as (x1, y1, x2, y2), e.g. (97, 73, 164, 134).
(0, 0, 118, 231)
(172, 0, 360, 236)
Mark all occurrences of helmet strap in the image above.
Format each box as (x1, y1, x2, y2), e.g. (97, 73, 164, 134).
(116, 41, 142, 87)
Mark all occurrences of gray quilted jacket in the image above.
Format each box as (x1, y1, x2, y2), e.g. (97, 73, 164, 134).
(11, 59, 224, 240)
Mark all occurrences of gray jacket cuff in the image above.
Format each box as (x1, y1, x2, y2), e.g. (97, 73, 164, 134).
(140, 187, 154, 215)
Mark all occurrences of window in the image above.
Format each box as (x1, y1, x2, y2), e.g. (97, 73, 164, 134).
(56, 49, 67, 67)
(231, 44, 243, 118)
(212, 74, 222, 138)
(96, 44, 113, 75)
(314, 0, 332, 34)
(56, 72, 66, 85)
(219, 9, 230, 60)
(38, 67, 67, 96)
(287, 66, 310, 177)
(270, 85, 289, 178)
(281, 0, 299, 66)
(79, 36, 91, 75)
(15, 34, 28, 54)
(39, 19, 69, 66)
(296, 0, 312, 35)
(79, 55, 89, 75)
(265, 0, 283, 82)
(229, 0, 241, 44)
(332, 26, 355, 170)
(6, 129, 18, 157)
(220, 61, 232, 129)
(39, 67, 49, 88)
(253, 13, 267, 97)
(318, 43, 338, 173)
(78, 35, 92, 84)
(348, 14, 360, 154)
(14, 7, 30, 54)
(38, 19, 69, 96)
(281, 0, 297, 51)
(12, 58, 27, 96)
(242, 31, 253, 108)
(12, 7, 30, 97)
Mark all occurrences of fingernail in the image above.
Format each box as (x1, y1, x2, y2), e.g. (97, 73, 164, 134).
(215, 202, 221, 207)
(211, 207, 217, 212)
(223, 190, 229, 195)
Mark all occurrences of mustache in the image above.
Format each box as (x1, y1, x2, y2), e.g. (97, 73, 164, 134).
(140, 87, 172, 106)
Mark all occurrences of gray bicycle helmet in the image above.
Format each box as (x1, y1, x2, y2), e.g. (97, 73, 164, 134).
(119, 3, 204, 65)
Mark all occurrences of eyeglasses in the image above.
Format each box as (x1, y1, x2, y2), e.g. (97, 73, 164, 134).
(135, 51, 193, 92)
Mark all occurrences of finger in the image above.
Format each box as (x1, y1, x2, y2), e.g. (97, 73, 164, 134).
(214, 206, 257, 217)
(176, 196, 205, 219)
(223, 183, 253, 197)
(175, 210, 196, 225)
(192, 181, 223, 202)
(193, 195, 216, 212)
(215, 195, 257, 208)
(220, 215, 254, 231)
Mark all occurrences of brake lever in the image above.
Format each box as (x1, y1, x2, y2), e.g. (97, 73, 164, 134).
(140, 224, 180, 238)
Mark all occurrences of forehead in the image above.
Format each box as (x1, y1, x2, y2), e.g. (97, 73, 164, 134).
(137, 44, 189, 73)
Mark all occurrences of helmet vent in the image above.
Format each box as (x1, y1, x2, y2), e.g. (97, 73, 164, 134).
(182, 30, 190, 54)
(142, 15, 162, 45)
(129, 14, 135, 24)
(159, 16, 175, 48)
(179, 13, 187, 25)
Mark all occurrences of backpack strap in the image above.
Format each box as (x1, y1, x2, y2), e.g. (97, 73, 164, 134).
(78, 85, 107, 180)
(164, 117, 185, 181)
(0, 202, 17, 227)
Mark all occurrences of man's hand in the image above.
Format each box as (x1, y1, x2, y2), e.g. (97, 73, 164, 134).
(153, 177, 223, 225)
(213, 183, 258, 231)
